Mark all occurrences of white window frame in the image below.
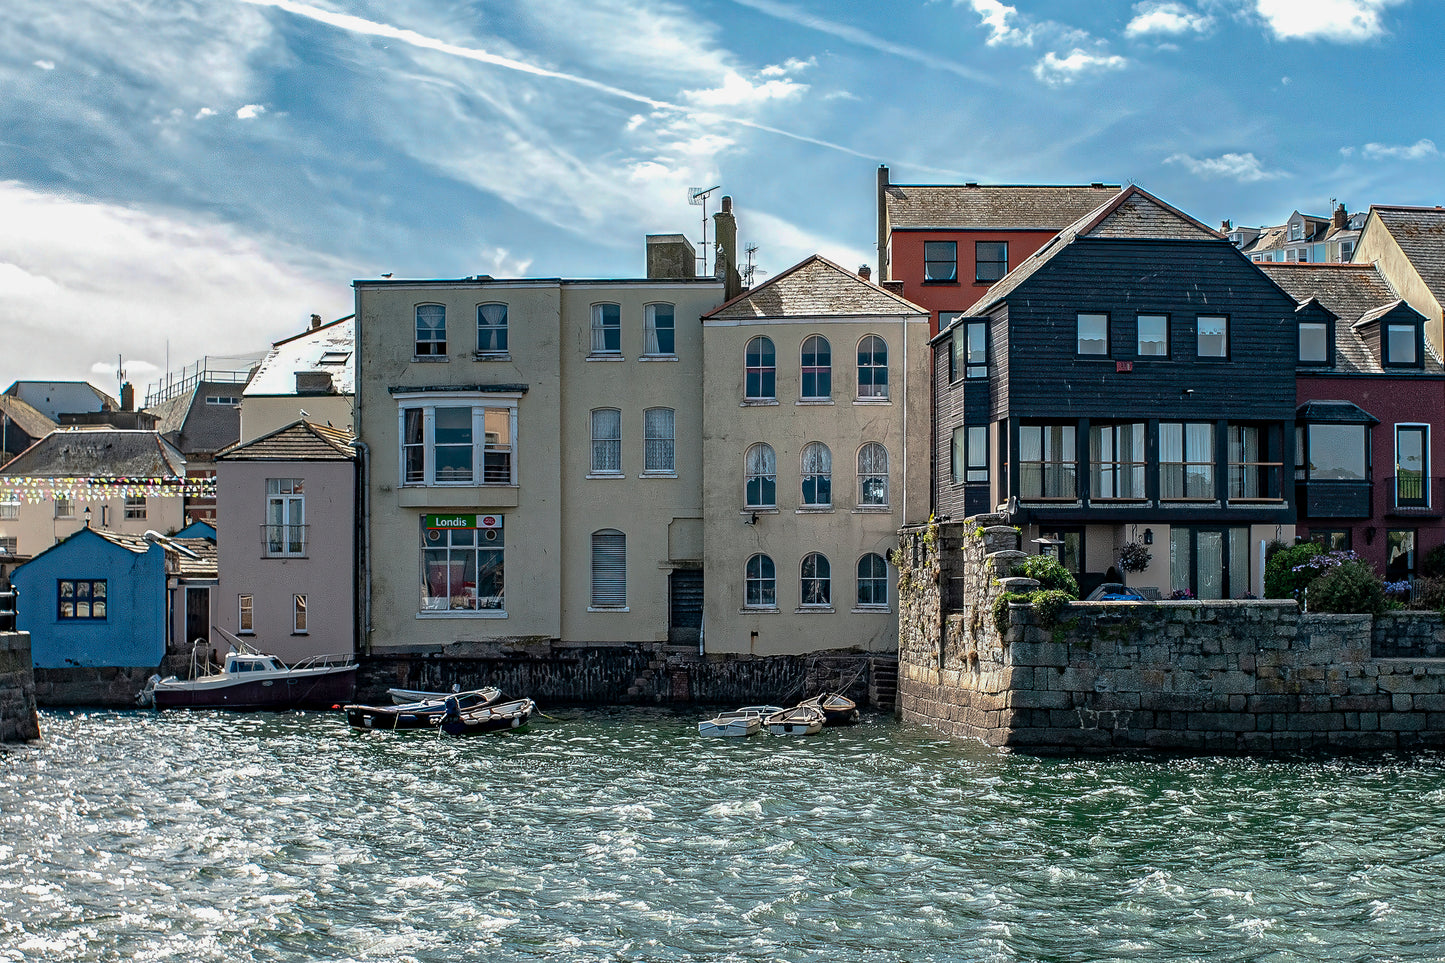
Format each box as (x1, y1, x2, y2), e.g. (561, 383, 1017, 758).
(420, 519, 506, 617)
(643, 303, 675, 357)
(292, 594, 307, 634)
(745, 553, 777, 609)
(591, 302, 621, 356)
(590, 529, 627, 610)
(856, 335, 889, 400)
(123, 495, 147, 520)
(590, 408, 623, 476)
(265, 478, 305, 557)
(396, 393, 521, 488)
(643, 407, 675, 476)
(801, 441, 832, 508)
(54, 496, 74, 519)
(415, 303, 446, 357)
(855, 553, 889, 609)
(476, 302, 509, 356)
(0, 497, 18, 521)
(745, 443, 776, 509)
(800, 335, 832, 400)
(800, 552, 831, 608)
(857, 442, 889, 507)
(238, 594, 254, 634)
(1197, 315, 1229, 359)
(745, 336, 776, 401)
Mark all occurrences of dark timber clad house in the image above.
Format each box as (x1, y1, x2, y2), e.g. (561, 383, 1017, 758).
(932, 186, 1300, 599)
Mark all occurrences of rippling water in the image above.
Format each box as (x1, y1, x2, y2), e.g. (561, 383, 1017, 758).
(4, 709, 1445, 962)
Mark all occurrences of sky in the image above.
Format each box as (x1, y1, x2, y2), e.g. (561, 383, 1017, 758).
(1, 0, 1442, 398)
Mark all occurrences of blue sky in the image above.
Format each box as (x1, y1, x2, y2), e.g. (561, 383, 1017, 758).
(0, 0, 1440, 396)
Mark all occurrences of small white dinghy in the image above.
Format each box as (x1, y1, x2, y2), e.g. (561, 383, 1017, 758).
(765, 704, 826, 736)
(698, 709, 764, 737)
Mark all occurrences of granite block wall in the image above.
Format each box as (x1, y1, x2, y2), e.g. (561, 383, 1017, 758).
(1, 632, 40, 742)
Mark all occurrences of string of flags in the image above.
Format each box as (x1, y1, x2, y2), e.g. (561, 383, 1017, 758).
(0, 476, 217, 503)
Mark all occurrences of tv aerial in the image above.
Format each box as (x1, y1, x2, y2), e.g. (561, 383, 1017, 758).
(688, 185, 721, 276)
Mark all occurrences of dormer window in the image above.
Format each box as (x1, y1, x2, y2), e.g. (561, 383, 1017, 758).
(1385, 322, 1420, 367)
(1299, 321, 1329, 364)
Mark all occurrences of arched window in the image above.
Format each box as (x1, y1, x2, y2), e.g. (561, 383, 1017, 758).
(645, 303, 675, 356)
(800, 335, 831, 400)
(857, 335, 888, 399)
(476, 303, 508, 354)
(415, 304, 446, 356)
(745, 443, 776, 508)
(858, 443, 889, 506)
(745, 553, 776, 608)
(745, 336, 776, 400)
(590, 408, 622, 474)
(856, 553, 888, 607)
(591, 529, 626, 608)
(801, 553, 831, 606)
(591, 303, 621, 355)
(801, 442, 832, 507)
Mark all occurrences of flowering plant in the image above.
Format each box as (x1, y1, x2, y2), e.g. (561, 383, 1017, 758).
(1168, 588, 1196, 600)
(1118, 541, 1152, 573)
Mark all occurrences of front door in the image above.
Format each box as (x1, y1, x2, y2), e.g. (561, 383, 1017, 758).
(1170, 527, 1250, 599)
(668, 570, 703, 645)
(185, 587, 211, 648)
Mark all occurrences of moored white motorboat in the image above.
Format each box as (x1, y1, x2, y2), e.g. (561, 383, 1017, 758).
(698, 709, 764, 738)
(765, 704, 826, 736)
(386, 684, 498, 705)
(141, 636, 356, 711)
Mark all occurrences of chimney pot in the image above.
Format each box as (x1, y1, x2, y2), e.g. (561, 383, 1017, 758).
(858, 265, 872, 281)
(310, 313, 322, 329)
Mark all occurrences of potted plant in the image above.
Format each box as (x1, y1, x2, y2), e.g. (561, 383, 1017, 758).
(1119, 540, 1151, 574)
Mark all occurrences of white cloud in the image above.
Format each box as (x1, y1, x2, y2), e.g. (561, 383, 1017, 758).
(1125, 2, 1212, 37)
(474, 246, 534, 278)
(1033, 49, 1128, 85)
(1252, 0, 1404, 42)
(682, 70, 808, 108)
(236, 103, 266, 119)
(958, 0, 1034, 46)
(195, 107, 216, 119)
(91, 359, 159, 380)
(33, 60, 55, 70)
(1363, 138, 1438, 160)
(759, 57, 816, 77)
(0, 182, 350, 388)
(1165, 151, 1285, 181)
(742, 209, 872, 281)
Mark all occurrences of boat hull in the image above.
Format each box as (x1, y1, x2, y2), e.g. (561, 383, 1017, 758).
(439, 697, 535, 736)
(151, 666, 357, 711)
(345, 688, 503, 730)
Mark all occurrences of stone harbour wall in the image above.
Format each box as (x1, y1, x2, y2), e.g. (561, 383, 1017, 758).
(898, 516, 1445, 752)
(360, 640, 892, 710)
(0, 632, 40, 742)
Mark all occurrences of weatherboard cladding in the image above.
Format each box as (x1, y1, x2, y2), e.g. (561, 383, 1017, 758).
(1376, 206, 1445, 307)
(1257, 263, 1443, 376)
(931, 328, 992, 521)
(883, 184, 1120, 231)
(704, 255, 924, 321)
(988, 238, 1299, 422)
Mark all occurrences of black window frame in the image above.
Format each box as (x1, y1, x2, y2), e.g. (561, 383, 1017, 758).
(57, 578, 107, 620)
(1196, 314, 1230, 360)
(1383, 321, 1422, 368)
(1298, 320, 1330, 365)
(975, 241, 1008, 283)
(1137, 314, 1170, 359)
(1077, 312, 1110, 357)
(923, 241, 958, 283)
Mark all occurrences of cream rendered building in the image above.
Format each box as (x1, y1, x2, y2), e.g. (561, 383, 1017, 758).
(700, 256, 931, 656)
(354, 241, 724, 654)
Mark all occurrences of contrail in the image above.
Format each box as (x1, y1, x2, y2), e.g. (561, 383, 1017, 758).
(237, 0, 949, 169)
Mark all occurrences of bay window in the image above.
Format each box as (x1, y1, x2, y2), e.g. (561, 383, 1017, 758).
(396, 394, 519, 487)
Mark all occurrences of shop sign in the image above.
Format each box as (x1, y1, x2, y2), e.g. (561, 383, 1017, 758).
(424, 513, 502, 530)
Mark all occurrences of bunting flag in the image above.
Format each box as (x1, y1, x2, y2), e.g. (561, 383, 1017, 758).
(0, 476, 217, 503)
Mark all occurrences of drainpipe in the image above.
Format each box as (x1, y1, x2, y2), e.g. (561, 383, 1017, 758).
(351, 440, 371, 655)
(901, 313, 910, 525)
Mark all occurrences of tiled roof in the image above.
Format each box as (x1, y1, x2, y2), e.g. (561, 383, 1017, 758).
(704, 255, 926, 321)
(883, 183, 1121, 231)
(218, 420, 356, 461)
(170, 538, 219, 579)
(1256, 262, 1443, 375)
(245, 316, 356, 396)
(0, 394, 57, 440)
(93, 531, 152, 554)
(0, 429, 186, 478)
(967, 185, 1223, 315)
(1373, 206, 1445, 307)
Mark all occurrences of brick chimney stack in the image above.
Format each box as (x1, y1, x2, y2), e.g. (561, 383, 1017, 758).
(858, 265, 872, 281)
(713, 195, 742, 301)
(120, 382, 134, 411)
(310, 313, 323, 330)
(1332, 204, 1348, 231)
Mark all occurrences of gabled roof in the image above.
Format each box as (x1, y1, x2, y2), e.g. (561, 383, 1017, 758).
(883, 183, 1122, 231)
(967, 185, 1223, 315)
(92, 530, 154, 554)
(245, 316, 357, 397)
(217, 420, 356, 461)
(0, 429, 186, 478)
(0, 394, 57, 440)
(88, 530, 217, 577)
(1257, 262, 1443, 375)
(703, 255, 926, 321)
(1371, 205, 1445, 308)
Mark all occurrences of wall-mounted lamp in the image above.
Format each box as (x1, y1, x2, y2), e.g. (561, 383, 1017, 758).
(1143, 528, 1154, 545)
(83, 506, 92, 529)
(1181, 388, 1195, 397)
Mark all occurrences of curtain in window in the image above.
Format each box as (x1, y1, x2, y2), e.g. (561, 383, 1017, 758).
(403, 409, 425, 484)
(801, 442, 832, 505)
(858, 442, 889, 505)
(591, 303, 620, 353)
(477, 303, 508, 352)
(644, 408, 675, 473)
(415, 304, 445, 353)
(645, 304, 674, 355)
(1185, 424, 1213, 497)
(745, 443, 776, 507)
(591, 409, 622, 473)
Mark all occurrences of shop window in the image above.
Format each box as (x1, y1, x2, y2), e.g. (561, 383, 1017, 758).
(421, 516, 505, 613)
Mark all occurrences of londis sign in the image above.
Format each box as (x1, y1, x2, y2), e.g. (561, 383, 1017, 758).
(423, 513, 502, 530)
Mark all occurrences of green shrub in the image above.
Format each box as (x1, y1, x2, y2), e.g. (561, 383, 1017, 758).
(1264, 542, 1323, 600)
(993, 591, 1031, 632)
(1411, 575, 1445, 611)
(1012, 555, 1079, 597)
(993, 588, 1076, 632)
(1306, 559, 1386, 615)
(1421, 544, 1445, 580)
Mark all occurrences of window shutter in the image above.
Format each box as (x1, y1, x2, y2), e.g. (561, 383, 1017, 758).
(591, 530, 626, 607)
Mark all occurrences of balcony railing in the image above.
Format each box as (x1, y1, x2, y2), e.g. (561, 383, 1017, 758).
(1227, 461, 1285, 501)
(1386, 475, 1442, 516)
(261, 524, 309, 557)
(1019, 464, 1077, 500)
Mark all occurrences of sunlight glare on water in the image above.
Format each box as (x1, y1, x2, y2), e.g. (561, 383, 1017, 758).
(3, 708, 1445, 962)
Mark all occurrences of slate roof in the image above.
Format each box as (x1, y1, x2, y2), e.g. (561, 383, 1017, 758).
(1256, 262, 1444, 375)
(1372, 205, 1445, 307)
(144, 380, 244, 456)
(883, 183, 1122, 231)
(0, 394, 57, 440)
(217, 420, 356, 461)
(703, 255, 926, 321)
(245, 316, 356, 396)
(88, 530, 218, 578)
(966, 185, 1224, 315)
(0, 429, 187, 478)
(92, 531, 152, 554)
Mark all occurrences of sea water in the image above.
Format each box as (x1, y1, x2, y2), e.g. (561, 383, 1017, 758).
(3, 708, 1445, 962)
